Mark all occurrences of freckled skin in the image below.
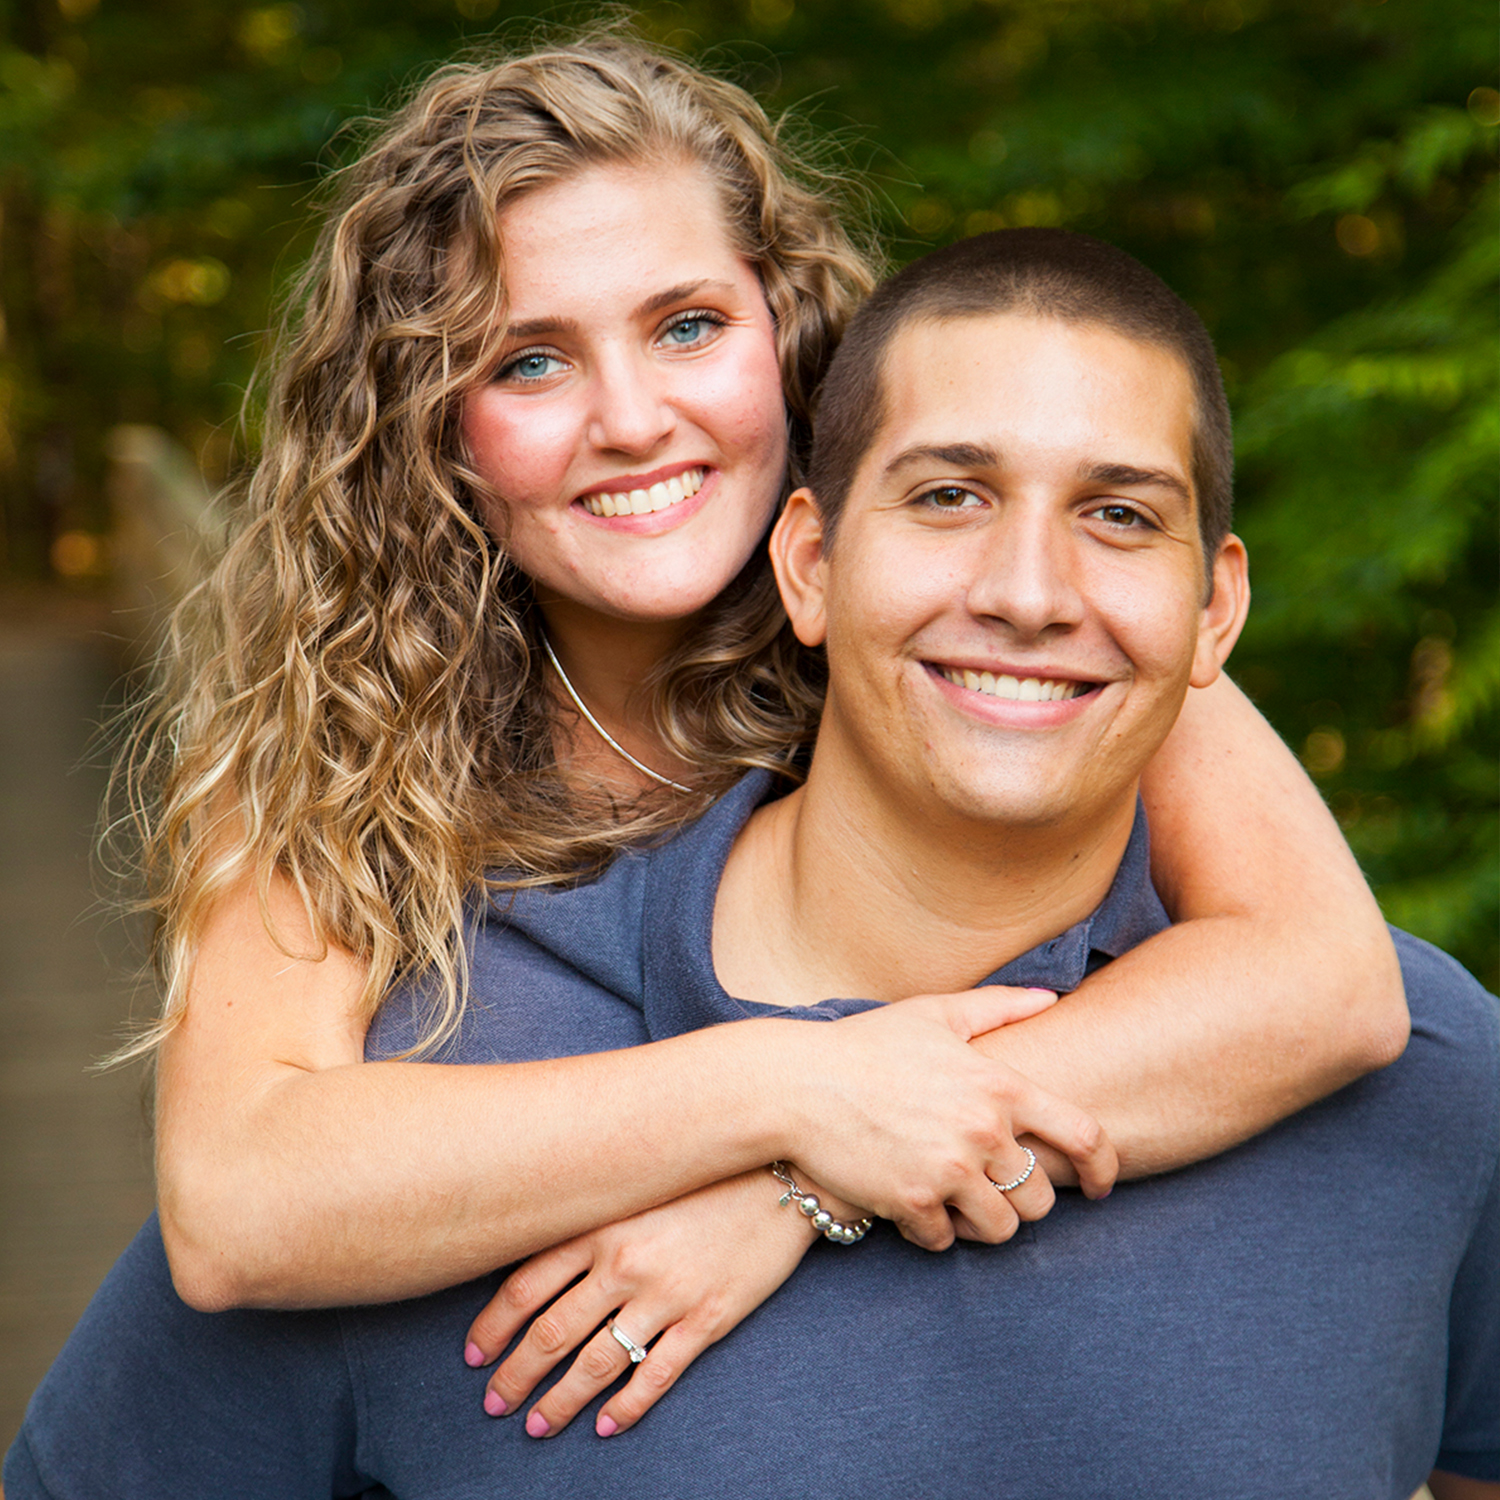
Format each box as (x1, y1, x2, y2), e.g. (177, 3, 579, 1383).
(460, 160, 788, 633)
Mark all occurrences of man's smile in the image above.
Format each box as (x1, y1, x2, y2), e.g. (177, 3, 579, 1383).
(931, 665, 1097, 703)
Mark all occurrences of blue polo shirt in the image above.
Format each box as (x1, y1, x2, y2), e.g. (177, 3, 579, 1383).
(8, 773, 1499, 1498)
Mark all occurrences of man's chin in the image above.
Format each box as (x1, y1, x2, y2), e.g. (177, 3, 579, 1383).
(916, 777, 1079, 834)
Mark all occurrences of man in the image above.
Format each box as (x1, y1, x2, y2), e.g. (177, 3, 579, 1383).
(8, 231, 1496, 1499)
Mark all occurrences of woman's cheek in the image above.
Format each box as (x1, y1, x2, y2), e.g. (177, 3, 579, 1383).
(465, 396, 583, 517)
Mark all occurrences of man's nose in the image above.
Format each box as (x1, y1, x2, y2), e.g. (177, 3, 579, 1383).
(586, 348, 677, 456)
(965, 506, 1086, 639)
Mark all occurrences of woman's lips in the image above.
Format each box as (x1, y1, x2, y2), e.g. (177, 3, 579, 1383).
(579, 467, 706, 518)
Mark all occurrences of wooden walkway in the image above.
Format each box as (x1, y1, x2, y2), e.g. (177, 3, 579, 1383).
(0, 598, 155, 1454)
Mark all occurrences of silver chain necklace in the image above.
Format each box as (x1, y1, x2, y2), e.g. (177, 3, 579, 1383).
(540, 632, 693, 794)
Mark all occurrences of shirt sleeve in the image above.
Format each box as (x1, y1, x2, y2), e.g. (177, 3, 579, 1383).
(1434, 1047, 1500, 1480)
(2, 1215, 372, 1499)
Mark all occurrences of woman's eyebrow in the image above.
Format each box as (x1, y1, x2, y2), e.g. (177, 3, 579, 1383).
(500, 314, 577, 341)
(500, 281, 736, 343)
(637, 279, 735, 316)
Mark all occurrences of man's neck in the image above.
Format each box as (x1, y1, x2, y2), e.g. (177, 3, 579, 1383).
(712, 757, 1139, 1007)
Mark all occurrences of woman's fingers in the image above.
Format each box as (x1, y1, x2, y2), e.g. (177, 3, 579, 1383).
(930, 985, 1060, 1036)
(482, 1272, 622, 1414)
(938, 1151, 1037, 1246)
(464, 1241, 592, 1367)
(521, 1311, 721, 1439)
(591, 1320, 707, 1437)
(521, 1313, 660, 1436)
(1012, 1085, 1118, 1201)
(518, 1315, 651, 1436)
(986, 1143, 1056, 1224)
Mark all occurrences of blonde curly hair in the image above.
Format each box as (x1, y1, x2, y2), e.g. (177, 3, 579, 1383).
(115, 33, 878, 1061)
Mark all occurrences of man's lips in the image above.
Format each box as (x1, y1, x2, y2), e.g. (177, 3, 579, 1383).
(932, 664, 1100, 703)
(577, 466, 706, 519)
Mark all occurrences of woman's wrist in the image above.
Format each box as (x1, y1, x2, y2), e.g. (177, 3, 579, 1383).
(770, 1164, 873, 1242)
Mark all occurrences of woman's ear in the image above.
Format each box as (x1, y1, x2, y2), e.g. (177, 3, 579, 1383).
(769, 488, 830, 648)
(1190, 534, 1251, 688)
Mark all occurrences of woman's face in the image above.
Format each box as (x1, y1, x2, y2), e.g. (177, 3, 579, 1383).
(462, 158, 788, 629)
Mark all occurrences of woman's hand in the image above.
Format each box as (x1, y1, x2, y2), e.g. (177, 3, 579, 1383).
(780, 986, 1118, 1248)
(460, 986, 1105, 1439)
(463, 1170, 832, 1438)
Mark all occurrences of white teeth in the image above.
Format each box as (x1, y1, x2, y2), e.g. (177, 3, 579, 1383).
(581, 468, 705, 518)
(939, 668, 1085, 702)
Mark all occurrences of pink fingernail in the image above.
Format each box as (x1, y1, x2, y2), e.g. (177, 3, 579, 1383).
(464, 1342, 486, 1368)
(596, 1414, 618, 1439)
(526, 1411, 551, 1438)
(483, 1391, 507, 1417)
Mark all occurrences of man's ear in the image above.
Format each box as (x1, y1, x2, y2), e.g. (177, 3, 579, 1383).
(1190, 534, 1250, 689)
(769, 487, 829, 648)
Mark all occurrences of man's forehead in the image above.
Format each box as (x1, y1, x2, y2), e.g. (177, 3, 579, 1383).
(859, 310, 1199, 487)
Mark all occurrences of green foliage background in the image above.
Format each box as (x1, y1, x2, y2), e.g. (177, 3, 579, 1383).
(2, 0, 1495, 985)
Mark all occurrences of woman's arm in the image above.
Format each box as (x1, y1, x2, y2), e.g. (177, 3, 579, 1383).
(463, 1050, 1095, 1438)
(969, 674, 1409, 1182)
(155, 871, 1111, 1310)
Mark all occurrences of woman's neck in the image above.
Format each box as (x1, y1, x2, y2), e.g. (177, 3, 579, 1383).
(538, 600, 698, 792)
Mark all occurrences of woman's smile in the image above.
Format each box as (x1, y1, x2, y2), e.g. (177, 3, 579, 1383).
(576, 463, 707, 521)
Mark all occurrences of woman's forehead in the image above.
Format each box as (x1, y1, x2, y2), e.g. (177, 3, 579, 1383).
(492, 159, 761, 323)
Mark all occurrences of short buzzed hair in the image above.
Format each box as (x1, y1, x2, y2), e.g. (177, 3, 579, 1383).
(808, 229, 1233, 560)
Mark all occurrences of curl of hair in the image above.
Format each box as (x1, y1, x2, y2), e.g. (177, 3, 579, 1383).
(111, 33, 876, 1065)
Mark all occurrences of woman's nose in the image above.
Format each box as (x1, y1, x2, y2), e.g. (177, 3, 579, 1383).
(586, 350, 677, 456)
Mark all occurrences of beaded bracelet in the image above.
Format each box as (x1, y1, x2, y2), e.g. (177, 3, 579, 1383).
(769, 1162, 875, 1245)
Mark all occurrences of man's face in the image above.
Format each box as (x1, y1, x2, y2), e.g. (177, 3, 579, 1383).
(774, 312, 1247, 836)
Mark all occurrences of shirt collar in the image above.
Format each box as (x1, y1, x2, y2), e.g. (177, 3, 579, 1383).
(641, 771, 1169, 1038)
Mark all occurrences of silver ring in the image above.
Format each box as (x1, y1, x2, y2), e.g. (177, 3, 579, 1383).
(989, 1146, 1038, 1195)
(608, 1318, 648, 1364)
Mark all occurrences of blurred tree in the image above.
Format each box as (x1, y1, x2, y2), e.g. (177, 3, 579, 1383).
(1, 0, 1494, 983)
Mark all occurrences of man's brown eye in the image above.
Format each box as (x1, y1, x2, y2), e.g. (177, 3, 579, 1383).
(1098, 505, 1139, 525)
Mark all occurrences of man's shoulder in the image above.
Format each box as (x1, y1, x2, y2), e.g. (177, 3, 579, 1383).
(1391, 924, 1499, 1063)
(486, 771, 771, 956)
(1375, 926, 1499, 1210)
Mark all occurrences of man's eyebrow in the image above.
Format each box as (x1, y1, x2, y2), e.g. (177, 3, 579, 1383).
(501, 281, 732, 343)
(881, 442, 1002, 479)
(1081, 461, 1192, 504)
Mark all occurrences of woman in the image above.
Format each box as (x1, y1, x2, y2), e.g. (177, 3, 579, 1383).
(126, 33, 1402, 1443)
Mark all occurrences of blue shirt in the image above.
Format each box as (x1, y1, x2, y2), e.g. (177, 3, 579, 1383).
(8, 774, 1499, 1498)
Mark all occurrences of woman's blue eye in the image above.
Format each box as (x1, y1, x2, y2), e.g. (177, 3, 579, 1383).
(499, 351, 562, 382)
(660, 312, 723, 348)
